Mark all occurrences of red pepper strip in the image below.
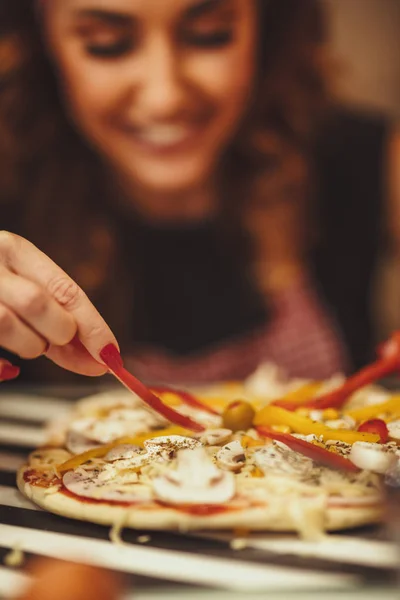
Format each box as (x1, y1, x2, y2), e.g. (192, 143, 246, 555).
(256, 426, 360, 472)
(151, 386, 220, 416)
(358, 419, 389, 443)
(304, 355, 400, 410)
(277, 355, 400, 412)
(276, 331, 400, 412)
(100, 346, 205, 433)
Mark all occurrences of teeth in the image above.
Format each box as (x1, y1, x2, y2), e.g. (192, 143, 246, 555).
(137, 125, 190, 146)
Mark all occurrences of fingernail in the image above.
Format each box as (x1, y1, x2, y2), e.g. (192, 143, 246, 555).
(0, 364, 20, 381)
(100, 344, 123, 371)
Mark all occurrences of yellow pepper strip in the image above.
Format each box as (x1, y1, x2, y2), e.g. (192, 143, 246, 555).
(314, 429, 379, 444)
(345, 396, 400, 421)
(271, 424, 291, 434)
(323, 408, 339, 420)
(57, 426, 190, 474)
(58, 446, 112, 474)
(273, 382, 322, 407)
(272, 381, 322, 408)
(241, 435, 265, 448)
(117, 426, 191, 447)
(254, 405, 379, 443)
(155, 392, 182, 407)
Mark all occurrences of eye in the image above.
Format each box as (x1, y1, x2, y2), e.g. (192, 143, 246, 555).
(85, 38, 133, 58)
(183, 29, 234, 48)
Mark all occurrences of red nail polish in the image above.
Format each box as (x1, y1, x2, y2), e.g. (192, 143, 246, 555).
(0, 365, 20, 381)
(100, 344, 123, 371)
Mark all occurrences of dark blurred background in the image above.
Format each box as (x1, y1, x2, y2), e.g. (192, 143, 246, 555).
(0, 0, 399, 381)
(323, 0, 400, 341)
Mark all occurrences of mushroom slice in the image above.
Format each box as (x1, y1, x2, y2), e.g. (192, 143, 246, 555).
(144, 435, 201, 461)
(153, 447, 235, 505)
(254, 443, 314, 478)
(63, 467, 152, 502)
(29, 448, 72, 467)
(108, 407, 168, 429)
(349, 442, 397, 474)
(200, 428, 232, 446)
(104, 444, 144, 462)
(68, 416, 133, 445)
(66, 430, 102, 455)
(67, 408, 166, 448)
(216, 441, 246, 472)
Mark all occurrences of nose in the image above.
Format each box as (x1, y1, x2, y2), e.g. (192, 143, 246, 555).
(137, 37, 188, 121)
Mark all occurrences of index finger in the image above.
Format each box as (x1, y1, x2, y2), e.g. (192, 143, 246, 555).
(0, 232, 119, 362)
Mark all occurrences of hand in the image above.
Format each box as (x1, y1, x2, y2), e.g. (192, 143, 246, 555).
(0, 231, 119, 376)
(18, 559, 124, 600)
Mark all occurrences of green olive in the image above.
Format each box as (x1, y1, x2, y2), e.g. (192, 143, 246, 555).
(222, 400, 256, 432)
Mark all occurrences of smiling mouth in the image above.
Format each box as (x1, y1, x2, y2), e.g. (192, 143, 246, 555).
(118, 122, 206, 154)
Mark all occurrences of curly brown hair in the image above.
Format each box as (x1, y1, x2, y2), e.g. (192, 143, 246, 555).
(0, 0, 332, 346)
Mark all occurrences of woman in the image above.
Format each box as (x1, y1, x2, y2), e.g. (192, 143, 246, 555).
(0, 0, 398, 385)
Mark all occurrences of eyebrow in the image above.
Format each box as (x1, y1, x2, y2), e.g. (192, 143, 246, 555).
(185, 0, 230, 20)
(72, 9, 133, 26)
(72, 1, 231, 27)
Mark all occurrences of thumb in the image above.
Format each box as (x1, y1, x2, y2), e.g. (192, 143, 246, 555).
(45, 335, 109, 377)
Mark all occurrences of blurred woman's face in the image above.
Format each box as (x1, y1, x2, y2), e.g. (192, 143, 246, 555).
(46, 0, 257, 196)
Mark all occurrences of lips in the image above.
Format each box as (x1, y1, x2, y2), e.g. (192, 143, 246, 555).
(135, 124, 195, 146)
(115, 120, 207, 155)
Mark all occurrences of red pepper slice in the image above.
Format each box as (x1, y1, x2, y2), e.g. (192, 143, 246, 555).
(357, 419, 389, 443)
(256, 427, 360, 472)
(151, 386, 220, 416)
(100, 345, 205, 433)
(276, 331, 400, 412)
(303, 355, 399, 410)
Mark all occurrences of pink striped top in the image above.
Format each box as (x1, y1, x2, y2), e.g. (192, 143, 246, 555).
(127, 277, 350, 385)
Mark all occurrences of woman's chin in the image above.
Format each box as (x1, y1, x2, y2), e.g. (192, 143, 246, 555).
(127, 164, 212, 196)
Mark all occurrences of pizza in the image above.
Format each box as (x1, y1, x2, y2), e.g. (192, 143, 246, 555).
(17, 363, 400, 537)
